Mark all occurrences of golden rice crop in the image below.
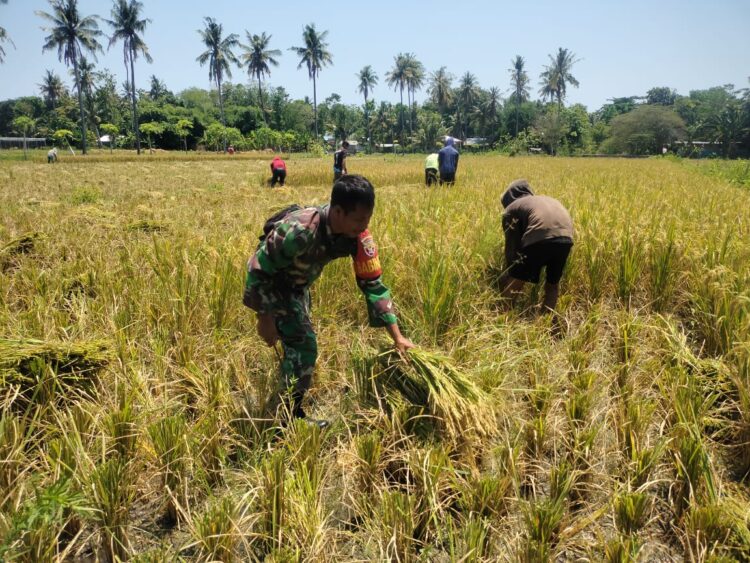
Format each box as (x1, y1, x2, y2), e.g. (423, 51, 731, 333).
(1, 151, 749, 560)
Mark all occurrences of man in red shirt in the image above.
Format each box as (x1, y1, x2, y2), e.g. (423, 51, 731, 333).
(270, 156, 287, 187)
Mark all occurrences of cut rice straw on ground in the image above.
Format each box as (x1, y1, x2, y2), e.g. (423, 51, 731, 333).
(0, 232, 43, 269)
(0, 338, 114, 389)
(375, 348, 495, 441)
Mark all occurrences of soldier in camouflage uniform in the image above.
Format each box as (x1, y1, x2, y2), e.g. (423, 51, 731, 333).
(244, 175, 414, 426)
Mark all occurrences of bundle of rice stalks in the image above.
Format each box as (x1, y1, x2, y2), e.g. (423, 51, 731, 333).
(72, 206, 117, 228)
(127, 219, 169, 233)
(62, 271, 97, 299)
(0, 232, 43, 269)
(0, 338, 114, 397)
(372, 348, 495, 441)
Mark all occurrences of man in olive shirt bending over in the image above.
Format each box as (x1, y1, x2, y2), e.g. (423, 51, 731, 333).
(499, 179, 574, 313)
(244, 175, 414, 427)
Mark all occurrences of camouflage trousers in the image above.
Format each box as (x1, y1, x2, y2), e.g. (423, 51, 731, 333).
(272, 289, 318, 417)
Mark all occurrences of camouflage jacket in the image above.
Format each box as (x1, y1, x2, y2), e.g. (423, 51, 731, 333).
(244, 205, 397, 327)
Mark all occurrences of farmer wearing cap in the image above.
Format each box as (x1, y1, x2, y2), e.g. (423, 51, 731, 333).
(244, 174, 414, 428)
(499, 179, 574, 314)
(438, 137, 459, 185)
(47, 147, 58, 163)
(270, 156, 287, 187)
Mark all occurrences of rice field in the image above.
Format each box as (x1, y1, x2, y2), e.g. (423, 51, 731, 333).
(1, 152, 749, 561)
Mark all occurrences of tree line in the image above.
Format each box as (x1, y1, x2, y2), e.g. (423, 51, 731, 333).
(1, 0, 748, 157)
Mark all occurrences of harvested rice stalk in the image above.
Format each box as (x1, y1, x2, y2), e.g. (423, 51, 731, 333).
(62, 271, 98, 299)
(72, 206, 117, 228)
(0, 338, 114, 392)
(0, 232, 43, 268)
(374, 348, 495, 440)
(127, 219, 169, 233)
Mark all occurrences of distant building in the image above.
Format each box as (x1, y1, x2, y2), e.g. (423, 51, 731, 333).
(324, 136, 361, 154)
(465, 137, 489, 150)
(0, 137, 47, 149)
(442, 135, 463, 147)
(374, 143, 399, 153)
(674, 140, 723, 157)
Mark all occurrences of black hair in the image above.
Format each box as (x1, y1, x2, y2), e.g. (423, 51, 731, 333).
(342, 141, 350, 148)
(330, 174, 375, 213)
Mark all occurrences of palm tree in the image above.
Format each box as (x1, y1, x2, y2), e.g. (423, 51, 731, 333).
(372, 101, 396, 147)
(37, 0, 103, 155)
(539, 47, 580, 108)
(508, 55, 530, 136)
(404, 54, 425, 136)
(357, 65, 378, 150)
(538, 72, 558, 105)
(0, 0, 14, 63)
(71, 56, 102, 146)
(106, 0, 151, 155)
(386, 53, 409, 146)
(148, 74, 168, 100)
(0, 27, 12, 63)
(240, 31, 281, 123)
(708, 100, 746, 158)
(457, 72, 478, 139)
(39, 69, 66, 108)
(428, 67, 454, 113)
(290, 23, 332, 139)
(197, 17, 239, 152)
(483, 86, 502, 139)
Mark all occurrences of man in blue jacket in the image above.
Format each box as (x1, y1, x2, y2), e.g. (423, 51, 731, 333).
(438, 137, 460, 186)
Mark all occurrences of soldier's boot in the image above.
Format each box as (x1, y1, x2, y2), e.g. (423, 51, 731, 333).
(291, 391, 330, 430)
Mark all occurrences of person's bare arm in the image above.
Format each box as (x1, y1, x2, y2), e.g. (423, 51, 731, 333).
(385, 322, 415, 354)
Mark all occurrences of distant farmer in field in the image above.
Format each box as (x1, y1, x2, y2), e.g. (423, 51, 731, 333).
(244, 174, 414, 428)
(270, 156, 287, 187)
(333, 141, 349, 180)
(438, 137, 459, 185)
(424, 152, 439, 187)
(47, 147, 58, 163)
(499, 179, 574, 314)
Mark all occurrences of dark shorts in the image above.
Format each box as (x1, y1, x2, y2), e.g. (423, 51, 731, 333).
(439, 171, 456, 184)
(425, 168, 438, 186)
(510, 239, 573, 285)
(271, 168, 286, 186)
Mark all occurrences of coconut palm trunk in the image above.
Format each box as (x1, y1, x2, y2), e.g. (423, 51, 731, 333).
(257, 75, 265, 124)
(398, 85, 404, 152)
(72, 55, 88, 155)
(130, 51, 141, 154)
(313, 71, 318, 139)
(406, 85, 414, 137)
(217, 77, 227, 152)
(92, 122, 102, 149)
(364, 92, 371, 154)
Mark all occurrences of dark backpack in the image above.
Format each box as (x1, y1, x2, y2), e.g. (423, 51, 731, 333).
(259, 204, 302, 242)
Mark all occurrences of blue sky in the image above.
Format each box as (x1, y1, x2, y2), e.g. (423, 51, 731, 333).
(1, 0, 748, 110)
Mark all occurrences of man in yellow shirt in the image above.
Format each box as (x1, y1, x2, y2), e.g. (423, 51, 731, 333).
(424, 152, 439, 187)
